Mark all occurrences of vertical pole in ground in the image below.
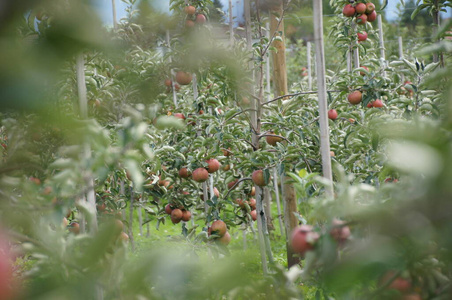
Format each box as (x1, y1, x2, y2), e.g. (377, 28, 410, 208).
(313, 0, 334, 197)
(76, 53, 98, 233)
(229, 0, 234, 45)
(352, 23, 360, 74)
(166, 30, 178, 108)
(307, 41, 312, 90)
(270, 2, 300, 269)
(377, 14, 386, 76)
(112, 0, 117, 29)
(273, 167, 285, 237)
(128, 188, 135, 252)
(398, 36, 405, 82)
(266, 22, 271, 102)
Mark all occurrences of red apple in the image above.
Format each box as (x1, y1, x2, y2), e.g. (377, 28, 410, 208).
(196, 14, 206, 24)
(330, 219, 351, 243)
(182, 210, 191, 222)
(173, 113, 185, 120)
(178, 167, 190, 178)
(367, 101, 373, 108)
(342, 4, 356, 17)
(248, 198, 256, 210)
(68, 222, 80, 234)
(164, 79, 172, 87)
(357, 31, 368, 42)
(165, 204, 173, 215)
(185, 20, 195, 28)
(348, 91, 362, 105)
(355, 3, 367, 14)
(252, 170, 267, 186)
(250, 210, 257, 221)
(211, 220, 227, 237)
(206, 158, 220, 173)
(367, 10, 377, 22)
(290, 225, 319, 255)
(365, 2, 375, 14)
(227, 179, 238, 190)
(175, 71, 192, 85)
(373, 99, 383, 108)
(171, 208, 183, 224)
(380, 271, 412, 293)
(360, 65, 369, 76)
(236, 199, 246, 208)
(184, 5, 196, 15)
(328, 109, 338, 120)
(356, 14, 368, 25)
(192, 168, 209, 182)
(218, 231, 231, 245)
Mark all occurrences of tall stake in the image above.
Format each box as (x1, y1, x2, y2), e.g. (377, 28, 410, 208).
(270, 2, 300, 269)
(229, 0, 234, 45)
(307, 41, 312, 90)
(128, 189, 135, 251)
(273, 167, 285, 236)
(166, 30, 178, 108)
(313, 0, 334, 197)
(398, 36, 405, 82)
(245, 0, 268, 274)
(112, 0, 117, 29)
(266, 22, 271, 102)
(377, 14, 386, 76)
(76, 53, 98, 233)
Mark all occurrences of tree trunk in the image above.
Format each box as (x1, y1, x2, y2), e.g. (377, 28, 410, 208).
(270, 3, 300, 269)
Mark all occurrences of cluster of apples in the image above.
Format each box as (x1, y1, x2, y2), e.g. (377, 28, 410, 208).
(342, 2, 377, 26)
(346, 90, 384, 108)
(208, 220, 231, 245)
(184, 5, 207, 28)
(165, 204, 192, 224)
(236, 187, 257, 221)
(163, 71, 192, 92)
(290, 219, 351, 257)
(178, 158, 221, 183)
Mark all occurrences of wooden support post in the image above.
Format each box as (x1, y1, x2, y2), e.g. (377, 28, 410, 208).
(307, 41, 312, 90)
(313, 0, 334, 197)
(266, 22, 271, 102)
(270, 5, 288, 97)
(398, 36, 405, 82)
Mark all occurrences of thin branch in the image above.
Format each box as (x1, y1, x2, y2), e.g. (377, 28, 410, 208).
(262, 90, 341, 106)
(258, 133, 292, 144)
(226, 108, 257, 122)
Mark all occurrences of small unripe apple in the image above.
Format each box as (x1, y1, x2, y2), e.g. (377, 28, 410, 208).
(328, 109, 338, 120)
(367, 10, 377, 22)
(227, 179, 238, 189)
(252, 170, 267, 186)
(206, 158, 221, 173)
(222, 148, 232, 156)
(367, 101, 373, 108)
(356, 14, 368, 25)
(249, 186, 256, 196)
(330, 151, 335, 157)
(357, 31, 368, 42)
(348, 91, 362, 105)
(196, 14, 206, 24)
(365, 3, 376, 14)
(342, 4, 356, 17)
(355, 3, 367, 14)
(119, 232, 129, 242)
(236, 199, 246, 208)
(164, 79, 172, 87)
(184, 5, 196, 15)
(192, 168, 209, 182)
